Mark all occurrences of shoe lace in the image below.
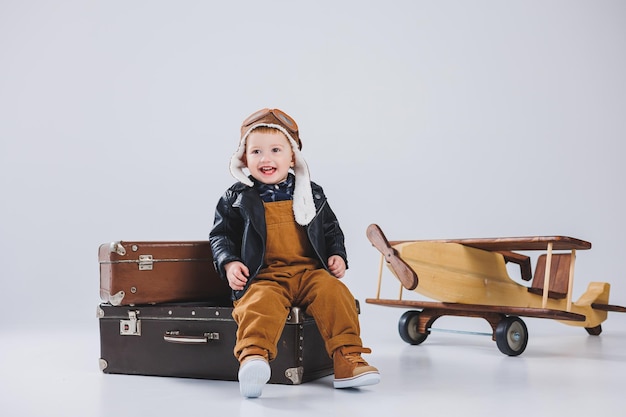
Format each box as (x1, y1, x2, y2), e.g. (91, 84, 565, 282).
(344, 354, 368, 365)
(343, 346, 372, 365)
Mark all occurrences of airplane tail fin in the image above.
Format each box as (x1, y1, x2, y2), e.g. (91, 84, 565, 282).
(573, 282, 626, 313)
(575, 282, 610, 307)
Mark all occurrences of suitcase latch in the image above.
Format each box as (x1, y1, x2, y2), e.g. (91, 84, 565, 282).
(120, 310, 141, 336)
(138, 254, 153, 271)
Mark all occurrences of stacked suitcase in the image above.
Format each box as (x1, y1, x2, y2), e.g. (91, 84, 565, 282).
(97, 240, 334, 384)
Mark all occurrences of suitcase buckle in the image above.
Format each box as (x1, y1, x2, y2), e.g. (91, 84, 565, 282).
(120, 310, 141, 336)
(138, 255, 153, 271)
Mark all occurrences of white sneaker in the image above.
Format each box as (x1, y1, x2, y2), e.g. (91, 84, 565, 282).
(238, 356, 271, 398)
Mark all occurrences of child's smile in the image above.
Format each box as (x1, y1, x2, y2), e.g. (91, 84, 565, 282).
(245, 130, 294, 185)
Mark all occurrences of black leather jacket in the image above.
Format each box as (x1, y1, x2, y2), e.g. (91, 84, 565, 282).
(209, 180, 348, 300)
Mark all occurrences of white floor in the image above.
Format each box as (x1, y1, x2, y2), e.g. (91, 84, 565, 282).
(2, 305, 624, 417)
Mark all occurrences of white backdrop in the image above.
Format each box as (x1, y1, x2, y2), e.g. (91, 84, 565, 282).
(1, 0, 625, 331)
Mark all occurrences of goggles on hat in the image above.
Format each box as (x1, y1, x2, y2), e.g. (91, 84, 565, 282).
(242, 108, 299, 135)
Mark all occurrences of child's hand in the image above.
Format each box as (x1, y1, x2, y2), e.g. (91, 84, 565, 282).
(327, 255, 346, 278)
(225, 261, 249, 291)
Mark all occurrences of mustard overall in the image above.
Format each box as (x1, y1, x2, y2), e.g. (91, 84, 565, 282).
(232, 200, 363, 361)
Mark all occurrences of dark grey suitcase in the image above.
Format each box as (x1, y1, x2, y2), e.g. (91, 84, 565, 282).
(97, 301, 334, 385)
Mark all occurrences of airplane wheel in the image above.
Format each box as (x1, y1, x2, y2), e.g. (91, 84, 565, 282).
(495, 316, 528, 356)
(398, 310, 428, 345)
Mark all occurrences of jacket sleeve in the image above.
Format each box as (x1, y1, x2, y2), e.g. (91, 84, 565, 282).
(322, 201, 348, 268)
(209, 190, 244, 279)
(310, 182, 348, 268)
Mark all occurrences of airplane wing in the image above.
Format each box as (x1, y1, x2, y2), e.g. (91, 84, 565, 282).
(365, 298, 586, 322)
(388, 235, 592, 251)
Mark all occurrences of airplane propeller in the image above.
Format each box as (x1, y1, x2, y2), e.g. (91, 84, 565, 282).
(366, 224, 418, 290)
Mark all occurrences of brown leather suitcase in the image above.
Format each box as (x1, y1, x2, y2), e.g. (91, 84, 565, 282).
(97, 301, 334, 384)
(99, 241, 231, 306)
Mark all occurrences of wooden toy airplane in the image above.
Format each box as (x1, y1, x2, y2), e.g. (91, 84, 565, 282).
(365, 224, 626, 356)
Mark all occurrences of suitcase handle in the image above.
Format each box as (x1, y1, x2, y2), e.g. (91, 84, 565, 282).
(163, 331, 220, 344)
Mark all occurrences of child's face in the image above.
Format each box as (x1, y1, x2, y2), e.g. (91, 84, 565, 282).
(245, 129, 294, 185)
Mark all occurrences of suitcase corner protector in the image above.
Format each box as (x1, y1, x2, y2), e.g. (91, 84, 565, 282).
(284, 366, 304, 384)
(109, 291, 125, 306)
